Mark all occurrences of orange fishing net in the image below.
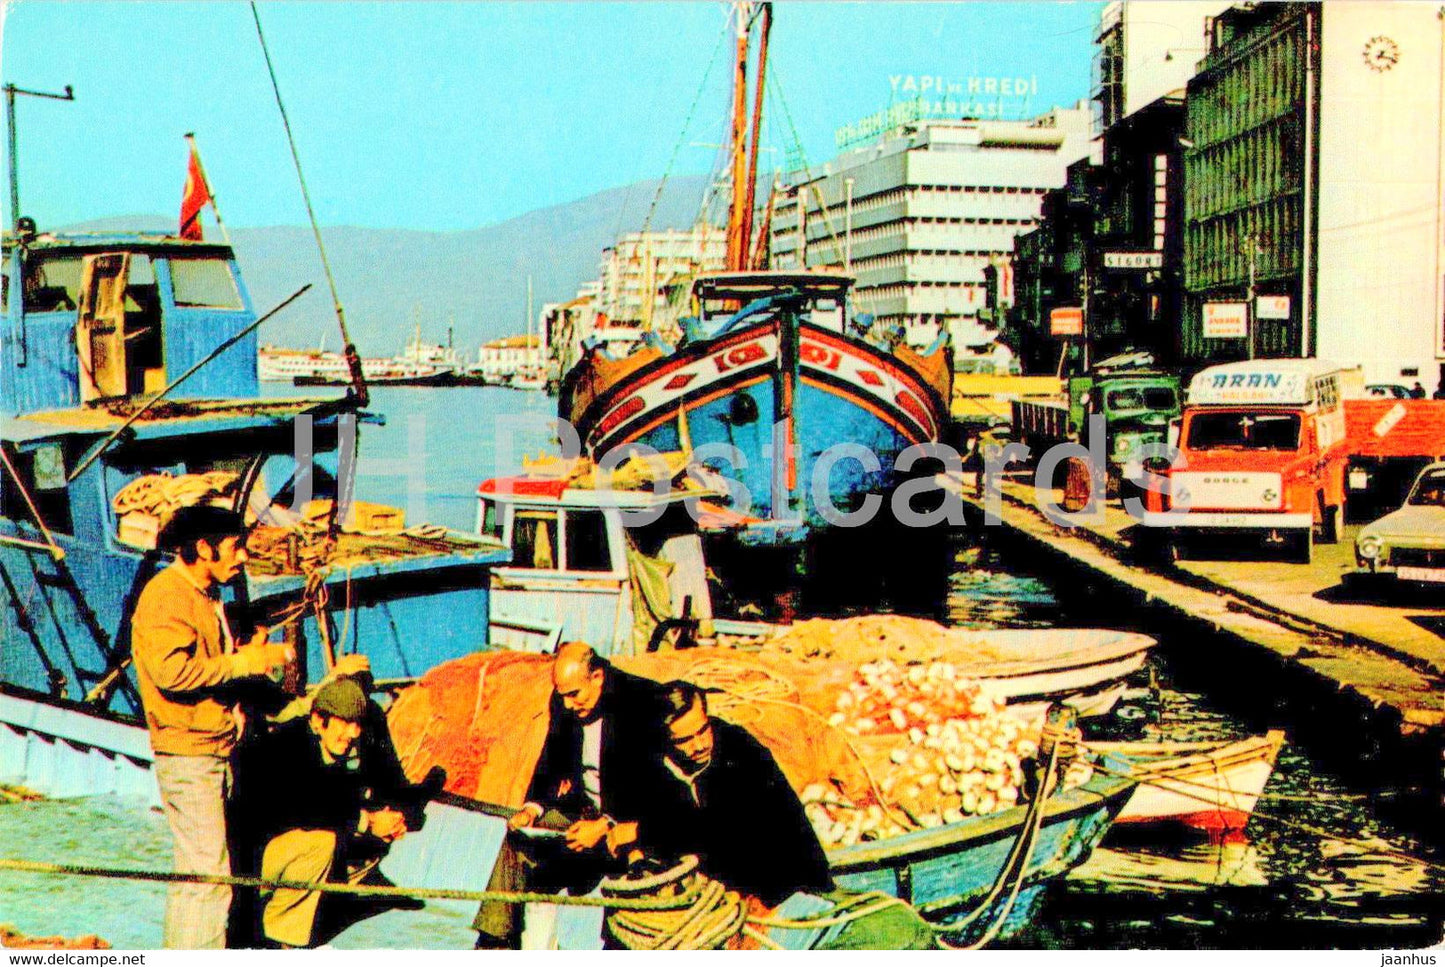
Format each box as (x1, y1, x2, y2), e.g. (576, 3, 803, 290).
(0, 926, 110, 949)
(388, 647, 879, 808)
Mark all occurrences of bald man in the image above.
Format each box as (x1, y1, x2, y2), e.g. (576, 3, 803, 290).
(473, 642, 670, 949)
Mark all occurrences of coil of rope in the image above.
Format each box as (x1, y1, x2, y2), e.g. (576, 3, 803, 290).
(601, 855, 757, 950)
(112, 471, 241, 522)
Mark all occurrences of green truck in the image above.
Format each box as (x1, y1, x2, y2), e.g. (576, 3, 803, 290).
(1011, 353, 1182, 494)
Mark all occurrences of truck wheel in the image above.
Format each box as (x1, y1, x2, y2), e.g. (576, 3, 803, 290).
(1318, 501, 1342, 545)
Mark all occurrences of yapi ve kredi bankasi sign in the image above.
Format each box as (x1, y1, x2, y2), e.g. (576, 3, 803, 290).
(835, 73, 1040, 150)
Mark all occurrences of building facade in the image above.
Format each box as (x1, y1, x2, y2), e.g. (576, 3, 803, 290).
(596, 224, 727, 330)
(1093, 1, 1233, 134)
(1009, 95, 1188, 372)
(769, 106, 1095, 362)
(1182, 2, 1445, 390)
(477, 334, 543, 381)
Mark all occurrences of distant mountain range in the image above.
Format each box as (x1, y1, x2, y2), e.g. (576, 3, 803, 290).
(64, 174, 709, 357)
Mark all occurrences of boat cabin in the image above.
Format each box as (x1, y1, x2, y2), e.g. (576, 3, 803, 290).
(1, 229, 261, 415)
(477, 473, 715, 656)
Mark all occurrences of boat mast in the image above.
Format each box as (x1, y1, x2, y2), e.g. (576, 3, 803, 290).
(740, 3, 771, 270)
(724, 4, 752, 271)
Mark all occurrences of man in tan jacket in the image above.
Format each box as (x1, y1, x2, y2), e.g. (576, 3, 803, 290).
(131, 505, 292, 949)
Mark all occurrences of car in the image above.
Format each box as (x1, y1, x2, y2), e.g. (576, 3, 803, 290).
(1354, 462, 1445, 584)
(1365, 383, 1413, 399)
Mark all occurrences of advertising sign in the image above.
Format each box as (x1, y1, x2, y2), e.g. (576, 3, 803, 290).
(1255, 295, 1291, 320)
(1102, 251, 1163, 270)
(1202, 302, 1249, 339)
(1049, 306, 1084, 337)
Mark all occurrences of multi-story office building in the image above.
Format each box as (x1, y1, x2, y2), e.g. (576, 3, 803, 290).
(1093, 1, 1233, 134)
(1182, 2, 1445, 389)
(596, 224, 726, 329)
(770, 106, 1094, 363)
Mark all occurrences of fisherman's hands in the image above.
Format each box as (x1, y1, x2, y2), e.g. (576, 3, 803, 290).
(605, 821, 638, 857)
(363, 807, 408, 843)
(332, 653, 371, 679)
(241, 637, 294, 676)
(508, 803, 544, 830)
(564, 817, 612, 852)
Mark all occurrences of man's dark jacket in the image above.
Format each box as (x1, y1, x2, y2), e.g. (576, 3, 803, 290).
(635, 718, 833, 907)
(525, 663, 670, 822)
(230, 708, 414, 863)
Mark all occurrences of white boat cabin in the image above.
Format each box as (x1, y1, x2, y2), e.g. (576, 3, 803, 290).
(476, 476, 715, 656)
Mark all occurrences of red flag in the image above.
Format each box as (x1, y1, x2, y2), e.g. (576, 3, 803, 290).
(179, 143, 211, 240)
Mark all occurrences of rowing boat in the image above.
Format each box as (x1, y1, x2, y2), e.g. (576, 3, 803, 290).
(1088, 731, 1286, 832)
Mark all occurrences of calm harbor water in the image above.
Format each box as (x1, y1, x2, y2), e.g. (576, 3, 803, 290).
(0, 386, 1439, 948)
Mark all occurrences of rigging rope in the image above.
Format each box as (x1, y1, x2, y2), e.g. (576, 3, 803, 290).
(640, 17, 731, 239)
(250, 2, 368, 410)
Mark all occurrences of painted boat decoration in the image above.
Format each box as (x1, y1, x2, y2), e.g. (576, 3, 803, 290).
(1088, 730, 1287, 831)
(560, 273, 951, 548)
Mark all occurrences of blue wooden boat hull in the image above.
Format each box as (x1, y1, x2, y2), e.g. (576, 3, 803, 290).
(828, 769, 1136, 944)
(569, 323, 948, 546)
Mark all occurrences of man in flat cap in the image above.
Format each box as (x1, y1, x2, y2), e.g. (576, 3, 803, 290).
(230, 676, 425, 948)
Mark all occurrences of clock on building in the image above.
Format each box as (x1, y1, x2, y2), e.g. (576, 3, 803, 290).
(1363, 35, 1400, 72)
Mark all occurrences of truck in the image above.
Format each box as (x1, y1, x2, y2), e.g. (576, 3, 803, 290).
(1011, 353, 1182, 501)
(1144, 359, 1357, 563)
(1342, 398, 1445, 522)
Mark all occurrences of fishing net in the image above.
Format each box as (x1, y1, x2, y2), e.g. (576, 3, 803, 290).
(383, 637, 1056, 839)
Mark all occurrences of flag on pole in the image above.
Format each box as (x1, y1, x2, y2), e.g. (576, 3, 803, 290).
(179, 138, 212, 240)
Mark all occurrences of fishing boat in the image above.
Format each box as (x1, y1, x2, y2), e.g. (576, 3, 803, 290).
(558, 4, 952, 551)
(0, 226, 517, 805)
(476, 467, 1153, 718)
(333, 752, 1135, 949)
(1088, 731, 1287, 832)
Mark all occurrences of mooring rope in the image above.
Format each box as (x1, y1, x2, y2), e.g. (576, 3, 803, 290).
(1085, 762, 1445, 874)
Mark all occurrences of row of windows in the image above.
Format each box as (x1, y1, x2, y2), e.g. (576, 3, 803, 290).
(1188, 26, 1306, 150)
(1183, 196, 1301, 289)
(19, 253, 243, 314)
(1184, 117, 1302, 220)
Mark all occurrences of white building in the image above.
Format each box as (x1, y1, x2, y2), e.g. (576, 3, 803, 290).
(597, 224, 727, 330)
(1181, 2, 1445, 390)
(771, 105, 1094, 358)
(1314, 3, 1445, 390)
(477, 334, 543, 381)
(1093, 1, 1233, 132)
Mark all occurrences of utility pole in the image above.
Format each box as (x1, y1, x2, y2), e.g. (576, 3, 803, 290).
(1245, 232, 1259, 360)
(5, 83, 74, 231)
(843, 177, 854, 272)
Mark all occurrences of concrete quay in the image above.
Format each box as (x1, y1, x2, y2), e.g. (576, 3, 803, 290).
(940, 471, 1444, 819)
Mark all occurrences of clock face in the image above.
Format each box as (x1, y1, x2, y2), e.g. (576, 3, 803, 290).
(1363, 35, 1400, 72)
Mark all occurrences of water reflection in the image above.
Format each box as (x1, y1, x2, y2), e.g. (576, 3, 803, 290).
(943, 530, 1445, 947)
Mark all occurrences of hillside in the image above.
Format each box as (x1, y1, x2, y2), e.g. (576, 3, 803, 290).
(64, 174, 709, 356)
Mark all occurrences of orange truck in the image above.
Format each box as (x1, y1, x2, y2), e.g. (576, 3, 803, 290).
(1144, 359, 1356, 563)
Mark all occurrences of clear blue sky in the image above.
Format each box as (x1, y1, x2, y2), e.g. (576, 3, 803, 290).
(0, 2, 1102, 232)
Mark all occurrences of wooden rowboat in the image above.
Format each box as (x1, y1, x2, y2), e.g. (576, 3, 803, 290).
(825, 764, 1136, 945)
(1087, 731, 1286, 832)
